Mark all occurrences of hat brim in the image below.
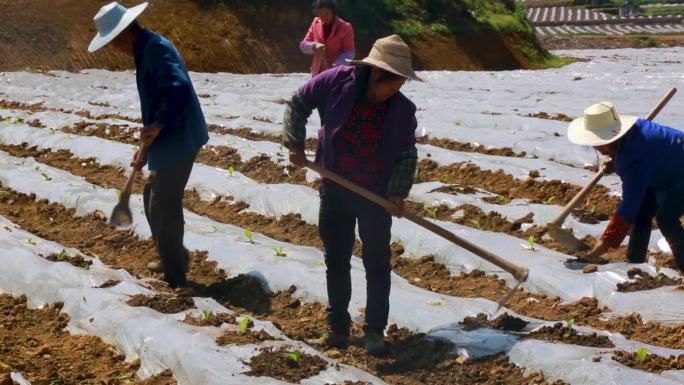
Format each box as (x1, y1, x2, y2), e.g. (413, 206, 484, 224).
(346, 57, 423, 82)
(567, 115, 638, 146)
(88, 3, 148, 53)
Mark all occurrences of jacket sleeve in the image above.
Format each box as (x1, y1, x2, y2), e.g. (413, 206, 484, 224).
(282, 92, 313, 151)
(615, 157, 651, 223)
(299, 20, 316, 55)
(333, 24, 355, 67)
(146, 42, 192, 130)
(282, 68, 339, 150)
(386, 113, 418, 198)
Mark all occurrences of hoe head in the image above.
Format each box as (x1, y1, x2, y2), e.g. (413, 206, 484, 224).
(109, 194, 133, 228)
(547, 223, 590, 252)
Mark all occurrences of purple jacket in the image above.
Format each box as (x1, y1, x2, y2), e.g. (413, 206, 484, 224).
(285, 65, 418, 196)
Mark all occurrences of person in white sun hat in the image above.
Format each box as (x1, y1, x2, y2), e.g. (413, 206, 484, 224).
(89, 2, 209, 291)
(568, 102, 684, 270)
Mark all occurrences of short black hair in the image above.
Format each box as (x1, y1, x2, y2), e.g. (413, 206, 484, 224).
(127, 20, 142, 33)
(313, 0, 337, 15)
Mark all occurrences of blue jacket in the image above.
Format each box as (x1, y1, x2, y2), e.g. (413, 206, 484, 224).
(615, 119, 684, 222)
(134, 29, 208, 170)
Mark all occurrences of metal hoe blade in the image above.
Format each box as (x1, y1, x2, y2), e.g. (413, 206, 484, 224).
(109, 194, 133, 228)
(547, 223, 590, 252)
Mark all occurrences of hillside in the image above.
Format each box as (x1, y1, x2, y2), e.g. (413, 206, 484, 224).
(0, 0, 562, 72)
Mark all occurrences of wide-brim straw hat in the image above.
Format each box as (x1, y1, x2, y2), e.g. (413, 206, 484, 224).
(347, 34, 423, 82)
(88, 2, 148, 53)
(568, 102, 638, 146)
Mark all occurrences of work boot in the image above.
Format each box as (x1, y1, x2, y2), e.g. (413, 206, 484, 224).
(363, 332, 386, 357)
(308, 329, 349, 349)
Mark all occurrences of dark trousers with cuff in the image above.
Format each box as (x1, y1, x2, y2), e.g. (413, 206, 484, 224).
(319, 182, 392, 336)
(143, 154, 197, 288)
(627, 187, 684, 270)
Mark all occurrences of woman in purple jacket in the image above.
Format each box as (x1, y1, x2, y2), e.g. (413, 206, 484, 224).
(283, 35, 421, 356)
(568, 102, 684, 269)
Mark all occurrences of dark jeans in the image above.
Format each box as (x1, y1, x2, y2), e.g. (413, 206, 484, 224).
(319, 182, 393, 336)
(627, 187, 684, 269)
(143, 154, 196, 288)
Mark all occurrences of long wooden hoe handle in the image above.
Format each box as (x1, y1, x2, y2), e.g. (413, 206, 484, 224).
(549, 87, 678, 227)
(306, 160, 530, 282)
(121, 143, 150, 199)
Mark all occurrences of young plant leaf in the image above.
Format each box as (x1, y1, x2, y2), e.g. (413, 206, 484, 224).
(201, 309, 214, 320)
(239, 317, 251, 333)
(273, 247, 287, 257)
(288, 350, 302, 363)
(245, 228, 255, 244)
(57, 249, 68, 261)
(636, 347, 648, 363)
(495, 195, 507, 203)
(228, 166, 235, 176)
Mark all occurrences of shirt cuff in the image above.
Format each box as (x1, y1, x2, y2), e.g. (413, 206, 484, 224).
(600, 214, 632, 249)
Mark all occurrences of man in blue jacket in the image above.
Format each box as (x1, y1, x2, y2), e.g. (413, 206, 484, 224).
(568, 102, 684, 269)
(283, 35, 420, 356)
(89, 2, 209, 289)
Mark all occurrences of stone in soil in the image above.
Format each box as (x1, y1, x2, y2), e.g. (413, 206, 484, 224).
(526, 322, 615, 348)
(127, 294, 195, 314)
(616, 268, 684, 293)
(612, 350, 684, 373)
(244, 347, 328, 383)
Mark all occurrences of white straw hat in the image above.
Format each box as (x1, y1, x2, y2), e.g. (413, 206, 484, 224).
(347, 35, 423, 82)
(88, 2, 149, 53)
(567, 102, 638, 146)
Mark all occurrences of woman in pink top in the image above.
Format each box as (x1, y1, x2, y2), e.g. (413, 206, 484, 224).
(300, 0, 355, 78)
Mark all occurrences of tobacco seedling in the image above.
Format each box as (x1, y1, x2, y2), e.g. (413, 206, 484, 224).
(495, 195, 508, 204)
(273, 247, 287, 257)
(41, 172, 53, 181)
(636, 348, 649, 363)
(245, 228, 255, 244)
(522, 235, 537, 252)
(239, 317, 251, 333)
(471, 220, 482, 231)
(57, 249, 68, 261)
(441, 175, 452, 184)
(427, 206, 438, 219)
(655, 264, 663, 282)
(27, 238, 37, 246)
(288, 349, 303, 363)
(201, 309, 214, 320)
(228, 166, 235, 176)
(563, 318, 575, 339)
(543, 196, 556, 205)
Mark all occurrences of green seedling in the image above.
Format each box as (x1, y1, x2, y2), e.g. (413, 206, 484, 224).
(562, 318, 575, 339)
(426, 206, 438, 219)
(428, 300, 444, 307)
(495, 195, 508, 204)
(239, 317, 251, 333)
(522, 235, 537, 252)
(57, 249, 68, 261)
(655, 264, 663, 282)
(441, 175, 452, 184)
(543, 196, 556, 205)
(228, 166, 235, 176)
(50, 375, 62, 385)
(314, 260, 325, 268)
(471, 220, 482, 230)
(245, 228, 255, 244)
(41, 172, 53, 181)
(288, 349, 303, 363)
(27, 238, 37, 246)
(273, 247, 287, 257)
(588, 204, 597, 215)
(201, 309, 214, 320)
(636, 347, 649, 363)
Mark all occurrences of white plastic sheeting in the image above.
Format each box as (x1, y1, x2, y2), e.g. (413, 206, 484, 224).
(0, 124, 679, 324)
(0, 216, 383, 385)
(3, 211, 684, 385)
(2, 48, 682, 170)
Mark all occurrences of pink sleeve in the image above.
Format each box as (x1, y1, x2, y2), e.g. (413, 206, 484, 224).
(300, 20, 316, 55)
